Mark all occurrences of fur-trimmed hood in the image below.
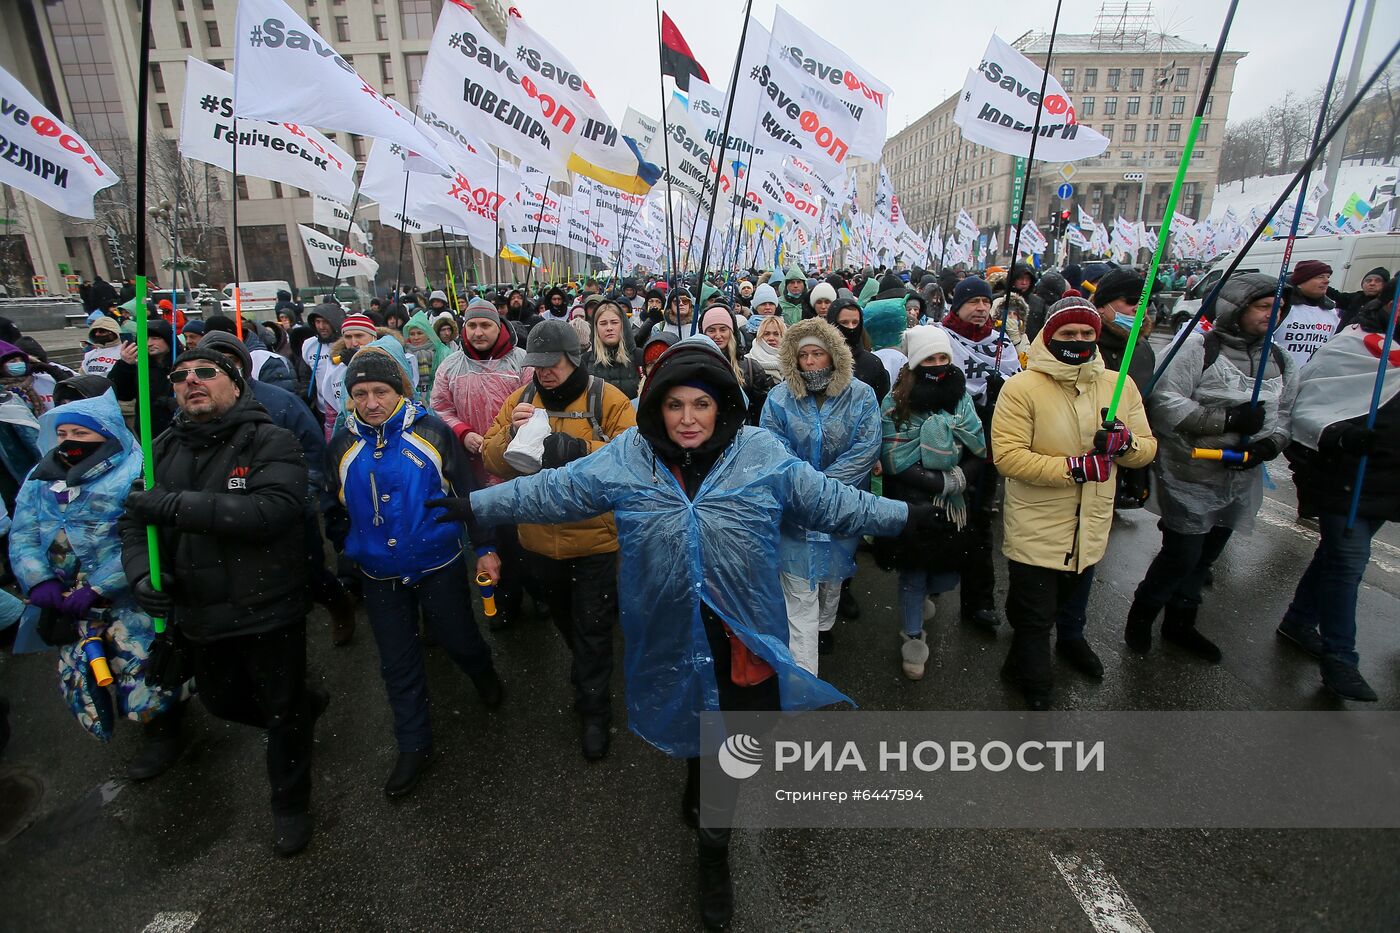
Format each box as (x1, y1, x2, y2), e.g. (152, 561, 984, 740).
(778, 317, 854, 399)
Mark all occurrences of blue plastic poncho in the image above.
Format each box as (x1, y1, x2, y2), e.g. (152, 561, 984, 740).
(760, 380, 882, 584)
(8, 391, 181, 739)
(470, 426, 907, 758)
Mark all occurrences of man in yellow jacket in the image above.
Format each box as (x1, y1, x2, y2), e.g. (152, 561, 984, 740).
(481, 320, 637, 759)
(991, 298, 1158, 710)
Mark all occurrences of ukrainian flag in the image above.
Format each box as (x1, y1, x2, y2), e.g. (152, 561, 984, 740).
(567, 136, 663, 196)
(500, 244, 542, 268)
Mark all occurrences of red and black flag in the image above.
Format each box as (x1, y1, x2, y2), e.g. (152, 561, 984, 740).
(660, 12, 709, 92)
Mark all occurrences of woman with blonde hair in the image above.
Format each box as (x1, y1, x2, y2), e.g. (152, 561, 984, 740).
(582, 300, 642, 399)
(746, 315, 786, 380)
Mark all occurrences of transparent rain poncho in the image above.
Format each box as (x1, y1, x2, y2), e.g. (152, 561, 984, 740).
(470, 426, 908, 758)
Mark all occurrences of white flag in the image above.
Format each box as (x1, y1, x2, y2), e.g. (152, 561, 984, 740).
(312, 195, 369, 244)
(298, 223, 378, 278)
(953, 34, 1108, 162)
(361, 139, 519, 245)
(621, 107, 660, 154)
(0, 64, 117, 218)
(180, 58, 357, 204)
(1077, 205, 1095, 229)
(956, 208, 980, 241)
(233, 0, 448, 173)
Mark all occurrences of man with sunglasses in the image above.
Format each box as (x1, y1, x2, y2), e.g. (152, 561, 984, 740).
(120, 346, 322, 856)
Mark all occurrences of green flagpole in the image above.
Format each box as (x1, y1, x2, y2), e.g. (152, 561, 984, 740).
(132, 0, 165, 633)
(1105, 0, 1239, 424)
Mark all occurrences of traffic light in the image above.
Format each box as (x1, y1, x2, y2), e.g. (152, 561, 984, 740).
(1059, 209, 1071, 236)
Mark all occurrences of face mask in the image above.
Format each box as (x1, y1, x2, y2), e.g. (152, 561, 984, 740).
(917, 364, 955, 381)
(838, 323, 862, 349)
(3, 361, 27, 377)
(1048, 339, 1096, 365)
(57, 438, 106, 465)
(800, 367, 834, 393)
(1114, 312, 1138, 330)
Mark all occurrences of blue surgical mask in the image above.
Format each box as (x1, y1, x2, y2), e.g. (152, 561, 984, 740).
(3, 360, 27, 377)
(1115, 313, 1137, 330)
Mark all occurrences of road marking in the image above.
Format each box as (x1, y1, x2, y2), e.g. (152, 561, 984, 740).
(140, 912, 199, 933)
(1257, 497, 1400, 576)
(1051, 851, 1154, 933)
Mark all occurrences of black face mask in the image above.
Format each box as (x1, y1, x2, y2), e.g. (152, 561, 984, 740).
(916, 363, 955, 381)
(57, 438, 107, 466)
(908, 364, 966, 414)
(838, 323, 862, 351)
(1048, 339, 1096, 365)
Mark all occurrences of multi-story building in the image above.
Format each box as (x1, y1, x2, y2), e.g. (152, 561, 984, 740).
(0, 0, 509, 296)
(875, 16, 1243, 264)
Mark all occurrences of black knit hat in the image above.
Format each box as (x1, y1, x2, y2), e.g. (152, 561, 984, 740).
(949, 277, 993, 314)
(344, 348, 407, 394)
(1092, 269, 1145, 309)
(173, 346, 245, 390)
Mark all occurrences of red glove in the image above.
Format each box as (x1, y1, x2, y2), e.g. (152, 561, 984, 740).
(1068, 453, 1113, 484)
(1094, 419, 1134, 457)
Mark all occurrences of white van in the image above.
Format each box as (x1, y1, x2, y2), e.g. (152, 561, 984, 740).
(220, 280, 293, 316)
(1171, 232, 1399, 322)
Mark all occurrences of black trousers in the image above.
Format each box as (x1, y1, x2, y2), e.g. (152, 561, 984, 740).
(493, 524, 530, 622)
(189, 620, 313, 816)
(304, 514, 348, 609)
(1133, 524, 1234, 615)
(959, 463, 999, 615)
(1004, 561, 1093, 692)
(528, 551, 619, 719)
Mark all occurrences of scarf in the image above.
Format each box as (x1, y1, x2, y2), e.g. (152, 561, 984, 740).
(941, 312, 993, 343)
(917, 392, 986, 529)
(746, 337, 783, 376)
(534, 362, 590, 411)
(800, 367, 834, 393)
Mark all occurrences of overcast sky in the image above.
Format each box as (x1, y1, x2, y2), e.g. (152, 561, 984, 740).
(510, 0, 1399, 138)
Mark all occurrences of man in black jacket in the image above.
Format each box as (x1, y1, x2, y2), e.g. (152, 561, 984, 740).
(120, 346, 321, 856)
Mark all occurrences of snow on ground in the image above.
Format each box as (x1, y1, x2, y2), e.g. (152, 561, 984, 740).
(1207, 160, 1398, 220)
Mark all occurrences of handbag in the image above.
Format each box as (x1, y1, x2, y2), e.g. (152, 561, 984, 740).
(725, 623, 775, 687)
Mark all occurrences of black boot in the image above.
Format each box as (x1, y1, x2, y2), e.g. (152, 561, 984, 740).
(697, 836, 734, 930)
(272, 810, 312, 856)
(582, 717, 610, 761)
(1320, 657, 1378, 702)
(1124, 601, 1157, 653)
(470, 667, 504, 710)
(1161, 604, 1221, 662)
(1056, 638, 1105, 679)
(385, 747, 436, 798)
(837, 579, 860, 620)
(127, 702, 185, 781)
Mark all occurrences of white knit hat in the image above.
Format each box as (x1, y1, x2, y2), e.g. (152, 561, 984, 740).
(902, 325, 953, 367)
(809, 282, 837, 305)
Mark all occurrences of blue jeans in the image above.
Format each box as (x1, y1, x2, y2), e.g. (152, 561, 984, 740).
(1052, 564, 1095, 641)
(361, 557, 494, 751)
(1282, 513, 1385, 666)
(898, 569, 961, 636)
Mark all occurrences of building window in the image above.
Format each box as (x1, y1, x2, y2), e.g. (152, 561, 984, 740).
(1127, 96, 1140, 116)
(205, 20, 219, 46)
(400, 0, 433, 40)
(1080, 96, 1095, 116)
(1175, 67, 1190, 89)
(1198, 123, 1210, 142)
(236, 176, 249, 200)
(1164, 151, 1177, 161)
(200, 0, 213, 8)
(1172, 96, 1186, 115)
(1167, 123, 1181, 142)
(209, 58, 224, 69)
(1145, 123, 1159, 142)
(271, 181, 283, 199)
(1061, 68, 1075, 89)
(1084, 68, 1097, 88)
(1102, 125, 1114, 141)
(1123, 124, 1137, 142)
(1120, 151, 1134, 161)
(1204, 96, 1214, 115)
(334, 16, 350, 42)
(151, 63, 165, 92)
(405, 52, 426, 108)
(379, 53, 393, 89)
(1149, 96, 1162, 115)
(309, 16, 320, 32)
(1130, 68, 1143, 90)
(375, 14, 387, 40)
(1107, 68, 1121, 90)
(1103, 97, 1117, 116)
(178, 21, 191, 47)
(351, 135, 366, 162)
(158, 102, 172, 128)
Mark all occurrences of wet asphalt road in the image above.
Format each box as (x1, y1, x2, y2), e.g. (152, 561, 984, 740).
(2, 465, 1398, 933)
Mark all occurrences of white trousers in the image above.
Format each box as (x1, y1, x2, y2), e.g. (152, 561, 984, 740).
(781, 573, 842, 675)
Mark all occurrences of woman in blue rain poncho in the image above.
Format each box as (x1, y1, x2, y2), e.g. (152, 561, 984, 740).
(759, 317, 883, 674)
(431, 336, 919, 932)
(8, 390, 185, 776)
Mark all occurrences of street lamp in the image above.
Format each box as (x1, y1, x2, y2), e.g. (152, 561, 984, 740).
(148, 198, 192, 309)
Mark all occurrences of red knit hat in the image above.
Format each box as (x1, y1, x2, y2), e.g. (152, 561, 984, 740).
(341, 313, 377, 338)
(1041, 297, 1103, 344)
(1289, 259, 1331, 286)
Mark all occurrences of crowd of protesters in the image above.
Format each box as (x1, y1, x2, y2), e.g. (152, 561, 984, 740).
(0, 255, 1394, 931)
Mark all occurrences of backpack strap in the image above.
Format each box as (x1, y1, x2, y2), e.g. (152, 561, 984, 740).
(1202, 330, 1288, 375)
(520, 377, 608, 442)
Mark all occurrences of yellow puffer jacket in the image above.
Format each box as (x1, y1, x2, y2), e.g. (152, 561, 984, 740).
(481, 376, 636, 559)
(991, 339, 1157, 573)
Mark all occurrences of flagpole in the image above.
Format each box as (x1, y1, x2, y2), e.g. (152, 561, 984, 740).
(441, 229, 460, 312)
(1346, 285, 1400, 532)
(330, 172, 364, 296)
(938, 143, 965, 269)
(230, 116, 243, 339)
(1143, 33, 1400, 397)
(1245, 0, 1354, 413)
(654, 0, 680, 284)
(993, 0, 1064, 368)
(131, 0, 167, 635)
(525, 175, 552, 290)
(494, 151, 502, 287)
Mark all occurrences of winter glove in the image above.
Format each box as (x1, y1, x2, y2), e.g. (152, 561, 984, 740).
(1068, 453, 1113, 484)
(60, 585, 104, 620)
(901, 502, 941, 539)
(133, 574, 175, 619)
(323, 507, 350, 553)
(27, 578, 66, 611)
(1094, 416, 1134, 457)
(984, 371, 1006, 405)
(896, 463, 944, 496)
(1222, 401, 1266, 436)
(1225, 437, 1282, 471)
(36, 608, 80, 646)
(125, 482, 182, 527)
(1326, 423, 1377, 456)
(541, 432, 589, 468)
(427, 496, 474, 525)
